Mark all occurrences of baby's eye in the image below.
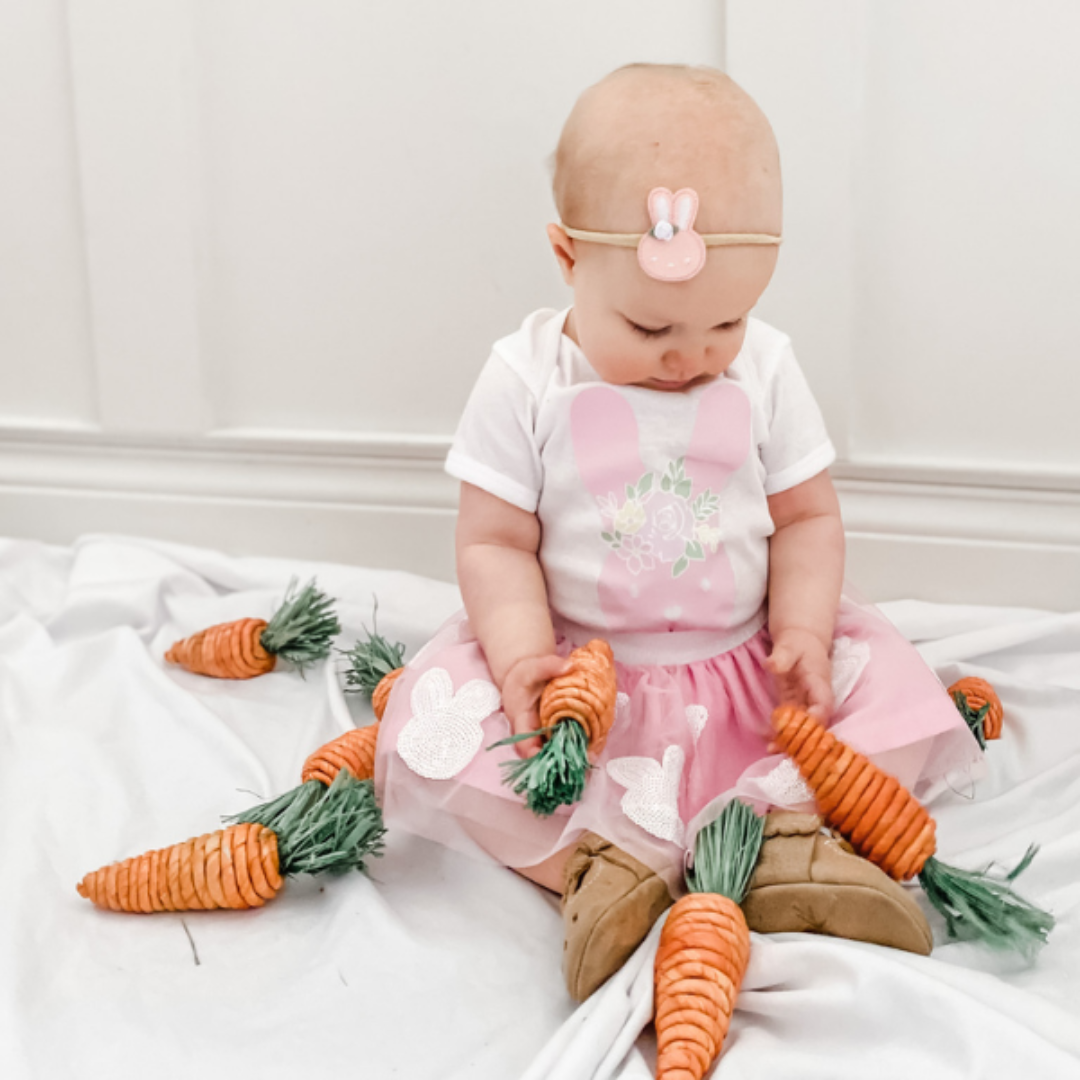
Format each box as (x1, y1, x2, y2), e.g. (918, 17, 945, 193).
(713, 318, 745, 331)
(627, 320, 671, 339)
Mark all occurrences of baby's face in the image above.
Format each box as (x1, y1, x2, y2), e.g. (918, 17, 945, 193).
(559, 238, 778, 392)
(551, 66, 783, 391)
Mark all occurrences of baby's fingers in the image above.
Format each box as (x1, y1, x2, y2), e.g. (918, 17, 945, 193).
(803, 671, 835, 721)
(514, 654, 572, 691)
(766, 644, 796, 676)
(510, 707, 544, 758)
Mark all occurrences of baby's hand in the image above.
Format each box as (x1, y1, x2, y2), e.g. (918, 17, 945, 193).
(501, 654, 572, 758)
(767, 629, 834, 720)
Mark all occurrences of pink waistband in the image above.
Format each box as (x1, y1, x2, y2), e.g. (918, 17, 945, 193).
(552, 608, 768, 666)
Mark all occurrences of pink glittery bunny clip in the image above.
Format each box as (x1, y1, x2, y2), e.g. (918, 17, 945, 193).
(637, 187, 707, 282)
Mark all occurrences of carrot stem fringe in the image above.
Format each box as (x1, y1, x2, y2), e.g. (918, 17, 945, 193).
(952, 690, 990, 750)
(919, 849, 1054, 956)
(494, 719, 590, 816)
(228, 779, 325, 837)
(686, 798, 765, 901)
(341, 607, 407, 697)
(259, 578, 341, 671)
(228, 770, 385, 877)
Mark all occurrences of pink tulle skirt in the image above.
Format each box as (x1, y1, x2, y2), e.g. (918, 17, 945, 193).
(373, 597, 982, 891)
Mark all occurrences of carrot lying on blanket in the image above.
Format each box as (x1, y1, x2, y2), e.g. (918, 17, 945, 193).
(492, 639, 619, 816)
(77, 769, 382, 913)
(78, 622, 412, 914)
(78, 823, 281, 912)
(165, 579, 340, 679)
(948, 676, 1004, 747)
(771, 705, 1053, 954)
(295, 620, 409, 785)
(301, 667, 403, 785)
(654, 798, 765, 1079)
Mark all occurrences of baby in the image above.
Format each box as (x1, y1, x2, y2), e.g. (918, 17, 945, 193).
(374, 64, 981, 1000)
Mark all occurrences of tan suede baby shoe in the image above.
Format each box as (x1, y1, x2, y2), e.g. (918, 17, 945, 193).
(741, 811, 932, 955)
(561, 833, 674, 1001)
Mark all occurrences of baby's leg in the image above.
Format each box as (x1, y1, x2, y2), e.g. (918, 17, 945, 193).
(514, 846, 575, 894)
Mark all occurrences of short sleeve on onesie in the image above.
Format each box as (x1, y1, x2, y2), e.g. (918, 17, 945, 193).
(444, 310, 560, 513)
(755, 333, 836, 495)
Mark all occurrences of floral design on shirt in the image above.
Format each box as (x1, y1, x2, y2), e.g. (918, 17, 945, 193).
(597, 457, 722, 578)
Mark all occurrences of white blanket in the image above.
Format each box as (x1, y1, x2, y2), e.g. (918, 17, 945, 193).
(1, 535, 1077, 1079)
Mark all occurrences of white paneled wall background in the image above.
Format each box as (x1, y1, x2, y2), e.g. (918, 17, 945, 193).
(2, 0, 1078, 608)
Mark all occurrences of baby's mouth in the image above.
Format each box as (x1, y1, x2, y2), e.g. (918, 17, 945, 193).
(643, 374, 711, 392)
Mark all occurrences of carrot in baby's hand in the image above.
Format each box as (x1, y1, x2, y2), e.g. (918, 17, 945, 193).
(493, 639, 618, 816)
(948, 676, 1004, 747)
(654, 798, 764, 1079)
(165, 578, 340, 679)
(771, 705, 1053, 955)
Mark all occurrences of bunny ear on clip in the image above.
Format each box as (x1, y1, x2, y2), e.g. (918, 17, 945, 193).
(647, 187, 674, 228)
(671, 188, 700, 232)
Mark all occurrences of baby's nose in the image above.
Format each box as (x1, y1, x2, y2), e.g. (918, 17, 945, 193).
(662, 344, 708, 377)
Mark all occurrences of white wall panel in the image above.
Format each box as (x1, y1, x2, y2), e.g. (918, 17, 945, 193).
(852, 3, 1080, 472)
(0, 0, 97, 426)
(193, 0, 724, 436)
(66, 0, 209, 434)
(728, 0, 1080, 479)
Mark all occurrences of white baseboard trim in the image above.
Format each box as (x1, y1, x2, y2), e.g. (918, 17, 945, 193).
(0, 426, 460, 580)
(833, 464, 1080, 610)
(1, 427, 1077, 609)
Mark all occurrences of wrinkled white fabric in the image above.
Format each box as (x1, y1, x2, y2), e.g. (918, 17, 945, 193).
(1, 535, 1078, 1079)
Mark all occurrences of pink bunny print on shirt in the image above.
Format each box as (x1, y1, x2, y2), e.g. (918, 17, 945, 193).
(570, 382, 752, 633)
(637, 188, 707, 282)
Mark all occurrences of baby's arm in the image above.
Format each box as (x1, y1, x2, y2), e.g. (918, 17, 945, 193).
(766, 470, 845, 718)
(456, 482, 569, 755)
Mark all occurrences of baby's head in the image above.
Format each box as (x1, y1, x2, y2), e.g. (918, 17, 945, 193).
(549, 64, 782, 392)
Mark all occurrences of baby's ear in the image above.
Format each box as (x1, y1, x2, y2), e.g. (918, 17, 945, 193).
(546, 223, 577, 285)
(671, 189, 700, 232)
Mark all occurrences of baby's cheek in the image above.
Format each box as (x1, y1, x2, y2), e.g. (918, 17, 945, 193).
(591, 347, 650, 386)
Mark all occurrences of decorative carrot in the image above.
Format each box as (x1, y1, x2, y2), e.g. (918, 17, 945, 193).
(341, 607, 407, 703)
(654, 798, 765, 1079)
(492, 639, 619, 816)
(220, 650, 406, 851)
(300, 665, 401, 786)
(165, 578, 340, 679)
(771, 705, 1053, 954)
(948, 676, 1004, 748)
(79, 616, 408, 915)
(77, 768, 383, 913)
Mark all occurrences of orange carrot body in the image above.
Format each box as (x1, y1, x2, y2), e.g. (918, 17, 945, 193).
(539, 639, 618, 754)
(76, 823, 282, 913)
(655, 893, 751, 1080)
(371, 667, 403, 721)
(948, 676, 1004, 740)
(772, 706, 936, 881)
(300, 668, 398, 784)
(302, 724, 380, 784)
(165, 618, 275, 679)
